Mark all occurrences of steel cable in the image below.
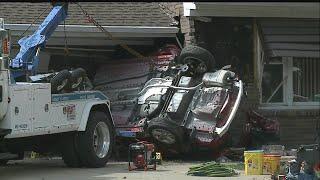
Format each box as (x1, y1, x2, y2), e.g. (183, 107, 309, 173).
(75, 2, 145, 59)
(17, 4, 51, 41)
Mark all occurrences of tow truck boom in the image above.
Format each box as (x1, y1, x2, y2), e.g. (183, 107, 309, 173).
(10, 2, 68, 78)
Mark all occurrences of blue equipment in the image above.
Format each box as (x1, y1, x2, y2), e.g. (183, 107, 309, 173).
(10, 3, 68, 78)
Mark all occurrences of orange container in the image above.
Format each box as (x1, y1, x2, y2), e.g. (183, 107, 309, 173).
(263, 154, 281, 175)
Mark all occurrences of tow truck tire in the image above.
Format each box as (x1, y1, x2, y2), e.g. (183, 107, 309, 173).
(0, 160, 8, 166)
(177, 45, 216, 72)
(67, 68, 87, 90)
(77, 111, 114, 168)
(61, 133, 82, 168)
(50, 69, 71, 94)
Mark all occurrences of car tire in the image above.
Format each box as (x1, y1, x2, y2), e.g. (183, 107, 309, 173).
(77, 111, 114, 168)
(147, 116, 185, 151)
(67, 68, 87, 90)
(50, 69, 71, 94)
(177, 45, 216, 72)
(61, 133, 82, 168)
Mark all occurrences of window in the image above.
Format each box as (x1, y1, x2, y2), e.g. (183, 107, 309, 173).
(260, 57, 320, 108)
(261, 63, 283, 103)
(293, 57, 320, 103)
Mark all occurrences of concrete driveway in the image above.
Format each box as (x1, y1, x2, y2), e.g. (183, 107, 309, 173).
(0, 158, 271, 180)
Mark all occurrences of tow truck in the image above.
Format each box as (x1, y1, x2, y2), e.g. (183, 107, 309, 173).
(0, 2, 115, 168)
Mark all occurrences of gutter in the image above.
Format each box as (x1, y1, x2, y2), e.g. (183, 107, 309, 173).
(5, 24, 179, 37)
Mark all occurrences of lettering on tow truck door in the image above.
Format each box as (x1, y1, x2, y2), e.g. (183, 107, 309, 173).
(63, 104, 76, 121)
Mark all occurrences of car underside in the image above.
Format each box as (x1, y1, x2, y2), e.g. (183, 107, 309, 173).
(94, 45, 245, 153)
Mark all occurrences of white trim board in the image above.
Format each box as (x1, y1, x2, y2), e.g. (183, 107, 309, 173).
(190, 3, 319, 18)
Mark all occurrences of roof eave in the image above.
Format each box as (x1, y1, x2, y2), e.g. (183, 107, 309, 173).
(5, 24, 179, 38)
(189, 2, 320, 19)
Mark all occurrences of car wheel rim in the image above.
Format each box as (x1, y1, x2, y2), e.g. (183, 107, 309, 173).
(57, 79, 68, 91)
(196, 62, 207, 73)
(72, 77, 83, 89)
(93, 122, 110, 159)
(184, 57, 208, 71)
(151, 128, 176, 144)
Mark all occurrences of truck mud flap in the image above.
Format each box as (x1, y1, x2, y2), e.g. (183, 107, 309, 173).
(0, 128, 11, 137)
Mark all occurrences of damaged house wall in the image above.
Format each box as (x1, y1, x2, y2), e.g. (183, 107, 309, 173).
(180, 2, 320, 148)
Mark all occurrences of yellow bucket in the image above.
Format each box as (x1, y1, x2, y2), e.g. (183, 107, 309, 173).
(263, 154, 281, 175)
(244, 150, 264, 175)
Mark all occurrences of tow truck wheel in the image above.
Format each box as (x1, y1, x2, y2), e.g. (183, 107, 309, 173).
(177, 45, 216, 73)
(77, 111, 114, 168)
(61, 133, 82, 168)
(50, 69, 71, 93)
(67, 68, 87, 90)
(0, 160, 8, 166)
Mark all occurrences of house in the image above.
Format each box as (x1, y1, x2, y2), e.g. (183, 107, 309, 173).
(0, 2, 179, 78)
(1, 2, 319, 148)
(169, 2, 320, 148)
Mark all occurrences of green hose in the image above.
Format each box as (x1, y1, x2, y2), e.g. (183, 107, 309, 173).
(187, 162, 238, 177)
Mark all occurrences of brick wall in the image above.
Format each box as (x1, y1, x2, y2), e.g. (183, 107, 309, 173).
(160, 2, 196, 46)
(180, 16, 196, 46)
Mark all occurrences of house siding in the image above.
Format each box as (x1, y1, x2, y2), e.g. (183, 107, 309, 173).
(259, 19, 320, 58)
(259, 109, 319, 148)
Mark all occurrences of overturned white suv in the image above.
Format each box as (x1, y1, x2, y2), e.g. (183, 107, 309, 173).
(116, 45, 245, 153)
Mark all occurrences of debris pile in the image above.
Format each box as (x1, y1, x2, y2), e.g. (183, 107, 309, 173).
(240, 144, 320, 179)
